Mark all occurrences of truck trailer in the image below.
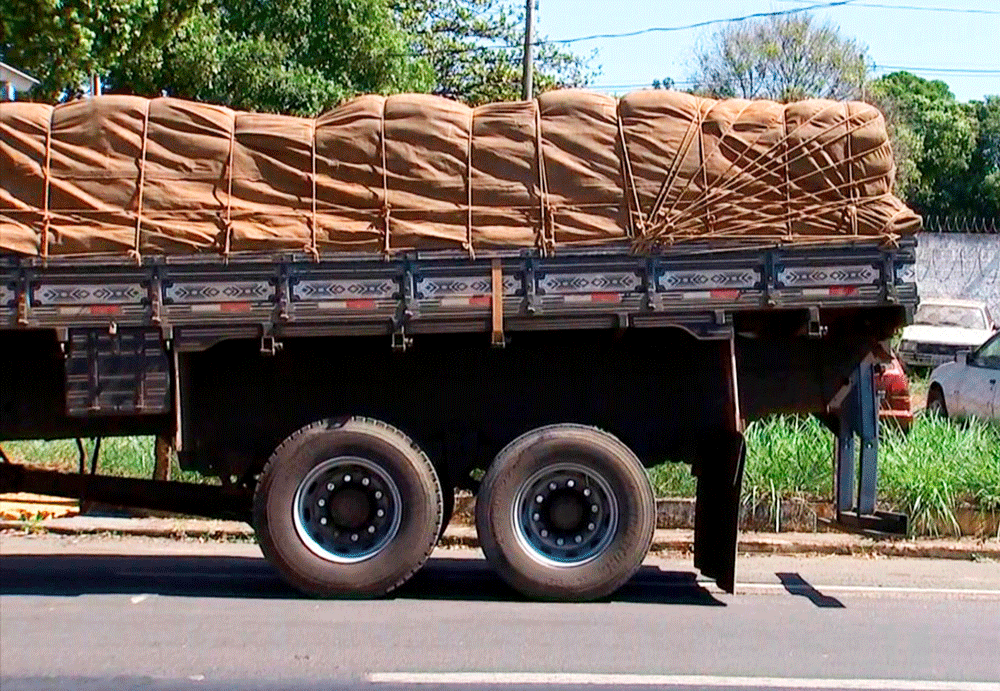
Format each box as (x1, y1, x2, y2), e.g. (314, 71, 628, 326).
(0, 90, 920, 600)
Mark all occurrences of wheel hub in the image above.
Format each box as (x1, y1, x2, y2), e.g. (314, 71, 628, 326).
(293, 457, 402, 564)
(513, 462, 618, 567)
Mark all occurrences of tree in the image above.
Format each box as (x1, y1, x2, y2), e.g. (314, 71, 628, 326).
(869, 72, 979, 217)
(109, 0, 433, 115)
(966, 96, 1000, 218)
(0, 0, 199, 101)
(690, 14, 868, 102)
(391, 0, 596, 105)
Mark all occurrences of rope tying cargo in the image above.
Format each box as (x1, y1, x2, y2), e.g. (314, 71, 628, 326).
(0, 92, 920, 259)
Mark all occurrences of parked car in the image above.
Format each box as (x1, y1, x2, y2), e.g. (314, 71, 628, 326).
(898, 298, 997, 368)
(876, 355, 913, 429)
(927, 331, 1000, 420)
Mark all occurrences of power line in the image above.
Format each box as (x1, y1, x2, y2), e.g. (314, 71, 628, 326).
(779, 0, 1000, 14)
(404, 0, 860, 57)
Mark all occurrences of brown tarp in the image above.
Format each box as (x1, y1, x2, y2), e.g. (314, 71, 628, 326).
(0, 91, 920, 258)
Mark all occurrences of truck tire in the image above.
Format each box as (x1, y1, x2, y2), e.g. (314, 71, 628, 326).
(253, 417, 442, 597)
(476, 424, 655, 601)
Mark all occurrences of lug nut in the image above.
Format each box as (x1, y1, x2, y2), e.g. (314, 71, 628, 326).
(327, 483, 335, 491)
(588, 523, 595, 531)
(344, 475, 352, 483)
(375, 491, 383, 499)
(362, 478, 370, 486)
(556, 538, 564, 546)
(583, 488, 591, 497)
(567, 479, 575, 488)
(320, 517, 328, 525)
(575, 535, 583, 543)
(549, 482, 557, 490)
(541, 529, 549, 537)
(591, 504, 598, 513)
(533, 513, 540, 521)
(351, 534, 359, 542)
(368, 526, 376, 534)
(536, 495, 544, 503)
(377, 509, 385, 518)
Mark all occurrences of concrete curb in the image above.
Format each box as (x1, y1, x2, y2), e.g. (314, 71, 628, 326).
(3, 517, 998, 561)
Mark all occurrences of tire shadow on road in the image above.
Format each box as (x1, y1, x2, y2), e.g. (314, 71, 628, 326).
(0, 554, 724, 606)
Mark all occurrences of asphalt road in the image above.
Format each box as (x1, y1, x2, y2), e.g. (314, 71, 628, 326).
(2, 534, 999, 691)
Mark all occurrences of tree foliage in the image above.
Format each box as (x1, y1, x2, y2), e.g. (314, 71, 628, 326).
(2, 0, 595, 112)
(109, 0, 433, 115)
(0, 0, 199, 101)
(392, 0, 595, 105)
(869, 72, 998, 218)
(690, 14, 868, 102)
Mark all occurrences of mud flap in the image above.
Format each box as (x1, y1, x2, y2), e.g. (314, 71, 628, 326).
(693, 432, 747, 593)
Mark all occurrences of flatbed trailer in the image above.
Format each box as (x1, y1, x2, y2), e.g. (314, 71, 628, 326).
(0, 238, 916, 599)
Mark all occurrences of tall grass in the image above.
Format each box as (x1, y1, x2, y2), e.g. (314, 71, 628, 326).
(2, 437, 204, 484)
(649, 414, 999, 536)
(4, 414, 998, 536)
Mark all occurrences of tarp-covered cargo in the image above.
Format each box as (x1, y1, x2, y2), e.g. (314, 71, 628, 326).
(0, 91, 920, 258)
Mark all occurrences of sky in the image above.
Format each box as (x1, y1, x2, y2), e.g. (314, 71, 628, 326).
(530, 0, 1000, 102)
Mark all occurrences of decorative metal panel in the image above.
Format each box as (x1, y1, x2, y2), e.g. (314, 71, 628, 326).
(777, 265, 878, 287)
(293, 277, 397, 301)
(658, 268, 759, 292)
(34, 283, 144, 305)
(416, 275, 521, 298)
(0, 283, 13, 308)
(538, 271, 640, 294)
(165, 280, 272, 303)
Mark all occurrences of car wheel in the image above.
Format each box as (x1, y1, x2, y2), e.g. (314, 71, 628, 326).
(926, 387, 948, 418)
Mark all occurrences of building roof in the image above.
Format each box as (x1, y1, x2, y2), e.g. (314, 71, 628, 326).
(0, 62, 40, 91)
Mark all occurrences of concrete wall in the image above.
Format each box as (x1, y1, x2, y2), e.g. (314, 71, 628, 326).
(916, 232, 1000, 318)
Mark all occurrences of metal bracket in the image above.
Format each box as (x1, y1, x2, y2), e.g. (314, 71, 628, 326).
(392, 325, 413, 352)
(276, 268, 293, 323)
(523, 258, 541, 315)
(16, 271, 30, 326)
(260, 333, 283, 356)
(763, 251, 778, 308)
(401, 259, 419, 320)
(807, 307, 827, 338)
(149, 270, 164, 326)
(645, 258, 663, 311)
(883, 254, 898, 304)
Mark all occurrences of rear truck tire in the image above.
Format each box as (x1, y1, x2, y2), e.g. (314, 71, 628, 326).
(475, 424, 655, 601)
(253, 417, 442, 598)
(926, 386, 948, 418)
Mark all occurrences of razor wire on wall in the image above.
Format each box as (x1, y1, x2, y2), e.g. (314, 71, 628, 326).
(916, 230, 1000, 316)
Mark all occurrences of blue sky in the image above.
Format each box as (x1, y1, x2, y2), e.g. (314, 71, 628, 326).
(532, 0, 999, 102)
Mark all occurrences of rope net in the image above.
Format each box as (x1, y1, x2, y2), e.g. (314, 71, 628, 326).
(0, 90, 920, 259)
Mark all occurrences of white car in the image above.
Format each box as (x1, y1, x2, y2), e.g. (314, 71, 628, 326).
(898, 298, 997, 368)
(927, 331, 1000, 420)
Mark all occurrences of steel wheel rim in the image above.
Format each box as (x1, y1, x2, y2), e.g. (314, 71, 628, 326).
(511, 462, 619, 567)
(293, 456, 402, 564)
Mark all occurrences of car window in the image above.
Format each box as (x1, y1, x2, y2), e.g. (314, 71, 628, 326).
(914, 304, 987, 330)
(973, 335, 1000, 369)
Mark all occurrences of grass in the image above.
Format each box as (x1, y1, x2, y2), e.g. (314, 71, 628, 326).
(648, 413, 999, 536)
(4, 414, 998, 537)
(1, 436, 205, 484)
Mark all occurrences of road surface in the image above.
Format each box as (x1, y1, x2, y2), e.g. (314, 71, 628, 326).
(2, 533, 999, 691)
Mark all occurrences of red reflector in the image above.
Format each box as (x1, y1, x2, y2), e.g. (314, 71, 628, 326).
(469, 295, 491, 307)
(591, 292, 621, 303)
(346, 299, 376, 310)
(220, 302, 252, 313)
(829, 286, 857, 296)
(710, 289, 741, 300)
(89, 305, 121, 316)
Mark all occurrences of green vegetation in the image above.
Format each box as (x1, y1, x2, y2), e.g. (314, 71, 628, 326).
(2, 436, 205, 484)
(7, 414, 994, 536)
(1, 0, 594, 112)
(649, 414, 999, 536)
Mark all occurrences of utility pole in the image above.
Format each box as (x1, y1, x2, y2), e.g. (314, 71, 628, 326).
(521, 0, 534, 100)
